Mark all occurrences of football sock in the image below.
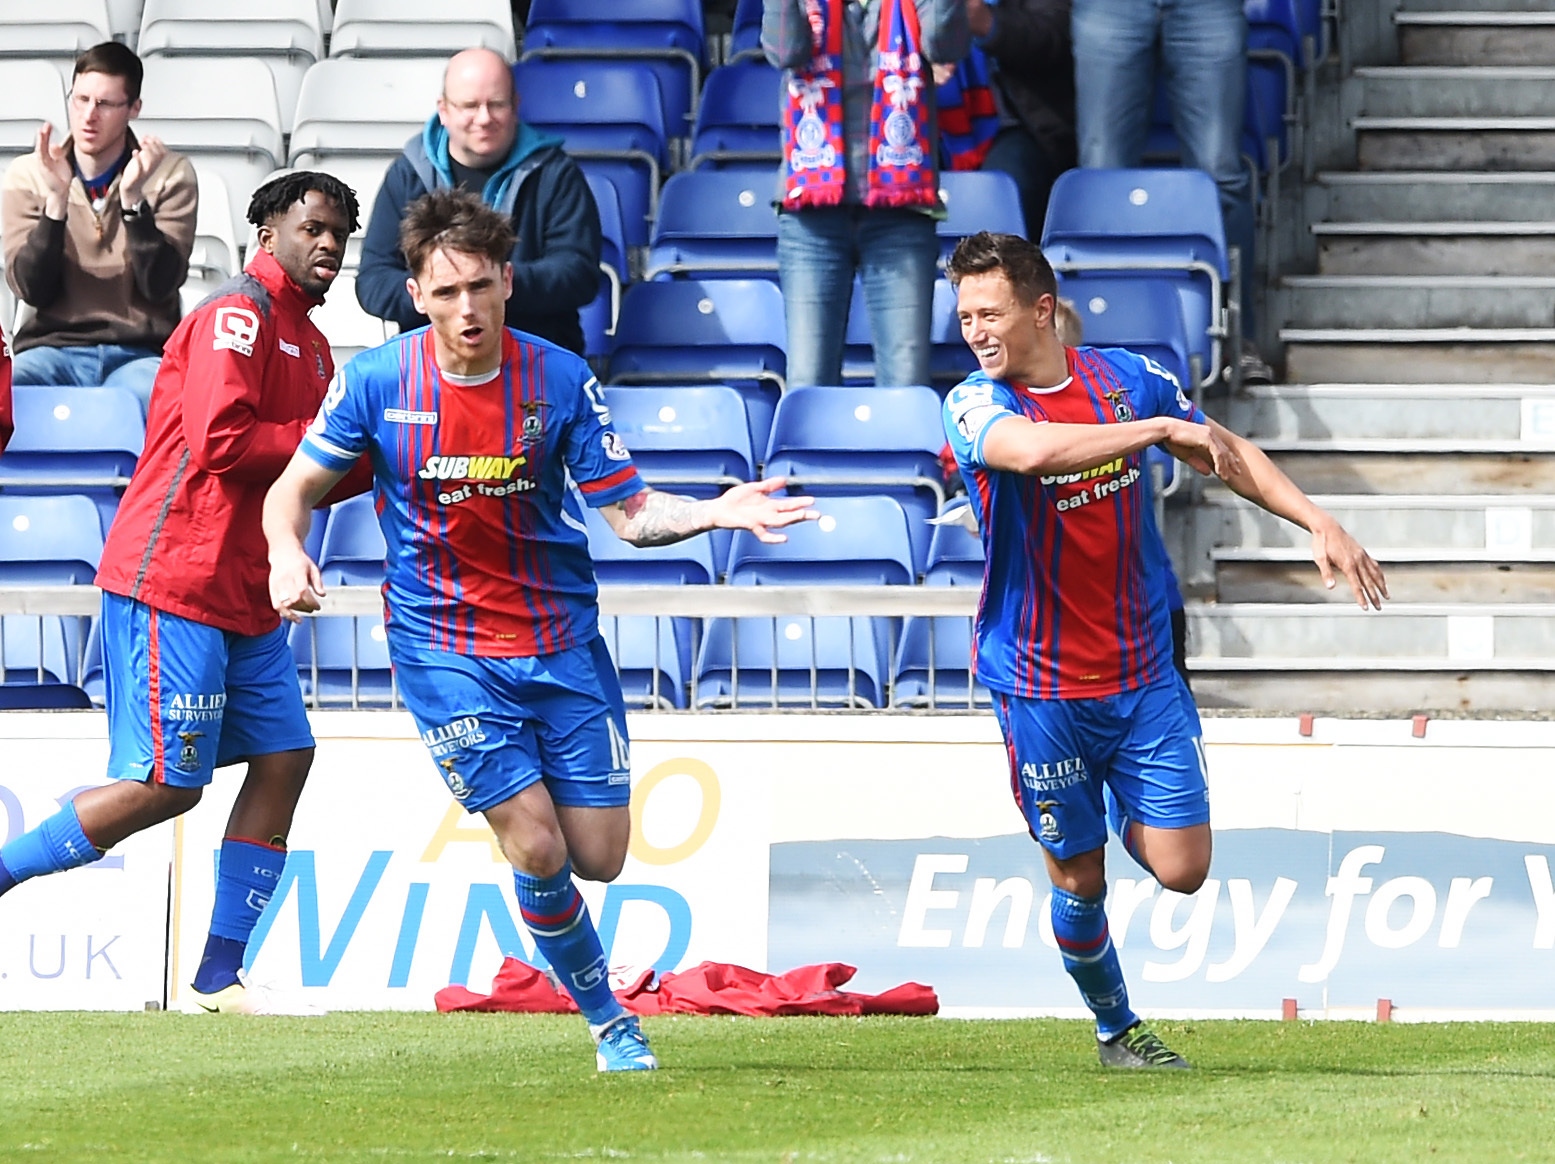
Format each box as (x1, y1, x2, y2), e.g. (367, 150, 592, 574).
(1050, 886, 1138, 1042)
(0, 803, 102, 893)
(513, 861, 623, 1029)
(193, 837, 287, 993)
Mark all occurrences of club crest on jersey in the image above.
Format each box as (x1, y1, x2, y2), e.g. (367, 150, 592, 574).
(175, 730, 205, 773)
(311, 338, 327, 380)
(520, 400, 548, 445)
(1103, 388, 1134, 423)
(1033, 799, 1063, 844)
(438, 755, 473, 801)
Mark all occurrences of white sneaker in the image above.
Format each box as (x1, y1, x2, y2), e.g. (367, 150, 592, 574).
(182, 970, 327, 1016)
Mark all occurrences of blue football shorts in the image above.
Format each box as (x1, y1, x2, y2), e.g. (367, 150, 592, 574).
(389, 635, 631, 814)
(101, 591, 316, 788)
(991, 673, 1210, 860)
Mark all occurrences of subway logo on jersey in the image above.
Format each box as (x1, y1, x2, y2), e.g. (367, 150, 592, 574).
(418, 455, 527, 481)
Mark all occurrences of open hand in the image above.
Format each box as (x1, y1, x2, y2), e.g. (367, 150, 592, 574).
(710, 477, 819, 544)
(270, 551, 327, 624)
(1311, 518, 1389, 610)
(34, 123, 72, 209)
(119, 134, 166, 208)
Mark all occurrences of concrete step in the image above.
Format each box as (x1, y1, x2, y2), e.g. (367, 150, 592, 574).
(1312, 225, 1555, 276)
(1356, 66, 1555, 118)
(1397, 12, 1555, 66)
(1283, 337, 1555, 384)
(1211, 552, 1555, 604)
(1224, 382, 1555, 442)
(1264, 448, 1555, 493)
(1185, 601, 1555, 662)
(1355, 118, 1555, 170)
(1195, 492, 1555, 550)
(1316, 171, 1555, 223)
(1281, 275, 1555, 330)
(1187, 666, 1555, 715)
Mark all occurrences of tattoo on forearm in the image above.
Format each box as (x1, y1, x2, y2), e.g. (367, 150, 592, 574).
(618, 490, 706, 547)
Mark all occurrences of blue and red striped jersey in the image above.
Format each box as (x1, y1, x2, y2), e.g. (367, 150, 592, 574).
(300, 327, 644, 657)
(943, 347, 1205, 699)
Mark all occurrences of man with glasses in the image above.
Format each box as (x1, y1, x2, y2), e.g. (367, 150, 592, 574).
(356, 47, 601, 355)
(1, 42, 196, 413)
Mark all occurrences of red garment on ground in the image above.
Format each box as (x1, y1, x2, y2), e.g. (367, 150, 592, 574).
(435, 958, 939, 1017)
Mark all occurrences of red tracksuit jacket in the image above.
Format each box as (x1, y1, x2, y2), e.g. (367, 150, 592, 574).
(97, 248, 368, 636)
(0, 326, 12, 453)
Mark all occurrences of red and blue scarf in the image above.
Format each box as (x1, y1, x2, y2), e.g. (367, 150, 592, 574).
(783, 0, 938, 210)
(936, 45, 1000, 172)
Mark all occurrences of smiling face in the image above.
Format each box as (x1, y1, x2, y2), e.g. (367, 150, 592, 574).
(407, 246, 513, 375)
(258, 189, 350, 300)
(437, 49, 520, 168)
(955, 270, 1054, 385)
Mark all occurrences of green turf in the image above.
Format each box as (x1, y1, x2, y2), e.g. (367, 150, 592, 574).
(0, 1013, 1551, 1162)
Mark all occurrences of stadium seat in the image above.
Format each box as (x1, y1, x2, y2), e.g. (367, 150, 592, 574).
(687, 61, 781, 172)
(601, 384, 754, 497)
(938, 170, 1026, 259)
(288, 57, 445, 167)
(0, 614, 79, 687)
(694, 615, 893, 709)
(843, 277, 976, 388)
(137, 0, 324, 129)
(1246, 0, 1306, 69)
(522, 0, 705, 137)
(0, 494, 105, 585)
(513, 60, 668, 249)
(1059, 274, 1195, 393)
(291, 613, 396, 707)
(597, 613, 687, 709)
(1041, 167, 1229, 390)
(0, 1, 112, 67)
(135, 57, 285, 234)
(0, 61, 66, 178)
(0, 387, 142, 532)
(925, 506, 983, 587)
(761, 386, 945, 574)
(181, 169, 241, 314)
(607, 278, 786, 457)
(581, 172, 628, 358)
(0, 680, 93, 709)
(644, 169, 778, 281)
(329, 0, 515, 59)
(312, 271, 396, 363)
(727, 494, 913, 586)
(106, 0, 144, 44)
(318, 493, 386, 586)
(727, 0, 764, 64)
(891, 615, 987, 709)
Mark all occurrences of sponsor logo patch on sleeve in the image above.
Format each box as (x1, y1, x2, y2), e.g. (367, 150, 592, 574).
(212, 306, 259, 357)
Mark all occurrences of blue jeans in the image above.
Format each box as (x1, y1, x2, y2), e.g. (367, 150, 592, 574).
(776, 206, 938, 389)
(11, 343, 163, 414)
(1072, 0, 1256, 330)
(982, 126, 1069, 241)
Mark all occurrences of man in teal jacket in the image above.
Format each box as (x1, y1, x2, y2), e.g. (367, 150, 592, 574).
(356, 48, 602, 354)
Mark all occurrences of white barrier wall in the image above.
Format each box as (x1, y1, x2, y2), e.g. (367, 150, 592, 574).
(2, 713, 1554, 1018)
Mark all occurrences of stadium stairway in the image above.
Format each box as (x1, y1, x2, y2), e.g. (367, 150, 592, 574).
(1188, 0, 1555, 714)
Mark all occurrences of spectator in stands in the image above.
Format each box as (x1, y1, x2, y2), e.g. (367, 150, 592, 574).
(1070, 0, 1270, 382)
(764, 0, 969, 389)
(357, 47, 602, 355)
(0, 43, 197, 414)
(938, 0, 1074, 238)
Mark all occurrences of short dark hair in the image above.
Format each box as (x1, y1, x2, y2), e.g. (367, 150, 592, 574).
(399, 189, 516, 277)
(73, 41, 143, 104)
(946, 232, 1059, 307)
(247, 171, 361, 233)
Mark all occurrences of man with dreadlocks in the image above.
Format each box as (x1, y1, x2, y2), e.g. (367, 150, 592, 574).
(0, 171, 370, 1015)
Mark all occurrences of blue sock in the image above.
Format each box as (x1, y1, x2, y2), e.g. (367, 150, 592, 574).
(1051, 886, 1138, 1042)
(513, 861, 622, 1029)
(193, 838, 287, 993)
(0, 803, 101, 889)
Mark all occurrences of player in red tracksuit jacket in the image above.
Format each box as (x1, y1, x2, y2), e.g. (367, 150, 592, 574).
(0, 325, 12, 453)
(0, 172, 370, 1016)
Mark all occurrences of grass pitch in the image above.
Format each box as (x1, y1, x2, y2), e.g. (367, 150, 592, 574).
(0, 1013, 1551, 1163)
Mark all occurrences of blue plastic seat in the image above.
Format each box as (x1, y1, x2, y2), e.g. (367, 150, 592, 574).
(0, 386, 144, 532)
(891, 615, 988, 709)
(318, 493, 386, 586)
(291, 612, 396, 707)
(522, 0, 705, 138)
(693, 614, 892, 708)
(728, 0, 764, 63)
(644, 169, 778, 281)
(513, 60, 668, 248)
(1060, 274, 1194, 392)
(582, 171, 628, 358)
(688, 61, 781, 171)
(608, 278, 787, 456)
(1, 614, 77, 686)
(763, 386, 945, 574)
(727, 494, 913, 586)
(938, 170, 1026, 259)
(1042, 167, 1229, 390)
(597, 613, 687, 708)
(1246, 0, 1307, 68)
(601, 384, 754, 497)
(0, 681, 93, 709)
(0, 494, 104, 585)
(925, 508, 983, 587)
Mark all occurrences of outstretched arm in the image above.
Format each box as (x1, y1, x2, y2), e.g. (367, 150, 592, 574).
(1204, 417, 1389, 610)
(981, 412, 1243, 479)
(264, 450, 349, 622)
(598, 478, 818, 548)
